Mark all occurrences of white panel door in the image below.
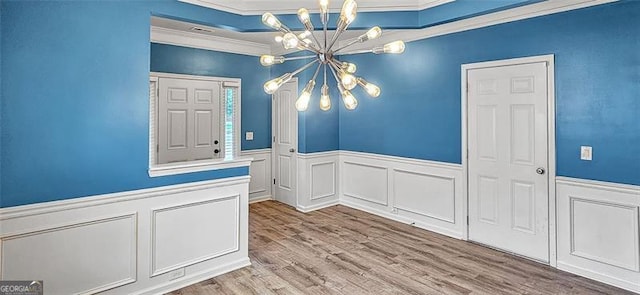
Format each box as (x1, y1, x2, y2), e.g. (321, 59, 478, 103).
(158, 78, 221, 164)
(273, 81, 298, 207)
(468, 62, 549, 262)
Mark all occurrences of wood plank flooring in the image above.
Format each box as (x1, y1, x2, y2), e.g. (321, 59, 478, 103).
(168, 201, 633, 295)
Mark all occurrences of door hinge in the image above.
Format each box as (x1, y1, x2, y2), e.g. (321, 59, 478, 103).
(273, 178, 276, 185)
(273, 136, 276, 143)
(156, 144, 159, 153)
(467, 216, 469, 225)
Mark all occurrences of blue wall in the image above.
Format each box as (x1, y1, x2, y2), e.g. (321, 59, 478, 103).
(341, 1, 640, 185)
(150, 43, 271, 150)
(0, 1, 254, 208)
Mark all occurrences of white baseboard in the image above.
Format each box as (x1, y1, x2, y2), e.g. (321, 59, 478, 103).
(296, 199, 340, 213)
(557, 262, 640, 294)
(135, 258, 251, 295)
(340, 199, 464, 239)
(249, 195, 273, 204)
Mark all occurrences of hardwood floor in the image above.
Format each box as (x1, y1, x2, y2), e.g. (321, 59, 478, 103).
(168, 201, 633, 295)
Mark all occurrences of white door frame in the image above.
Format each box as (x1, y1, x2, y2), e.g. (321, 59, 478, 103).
(461, 54, 557, 266)
(271, 78, 299, 207)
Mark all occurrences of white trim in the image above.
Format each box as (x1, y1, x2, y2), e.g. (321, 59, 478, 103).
(149, 72, 246, 177)
(556, 176, 640, 194)
(461, 54, 557, 265)
(177, 0, 453, 16)
(341, 0, 616, 52)
(340, 150, 462, 170)
(133, 258, 251, 295)
(148, 158, 253, 177)
(340, 199, 464, 239)
(556, 262, 640, 294)
(296, 199, 340, 213)
(151, 26, 269, 56)
(0, 176, 251, 220)
(248, 195, 273, 204)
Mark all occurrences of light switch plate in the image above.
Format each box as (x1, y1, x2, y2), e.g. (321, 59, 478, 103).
(580, 146, 592, 161)
(246, 132, 254, 141)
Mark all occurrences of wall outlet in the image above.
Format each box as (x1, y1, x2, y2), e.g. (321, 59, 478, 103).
(580, 146, 593, 161)
(246, 131, 254, 141)
(169, 268, 185, 280)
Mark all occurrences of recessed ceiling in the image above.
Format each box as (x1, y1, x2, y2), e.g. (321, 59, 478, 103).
(151, 15, 380, 47)
(178, 0, 453, 15)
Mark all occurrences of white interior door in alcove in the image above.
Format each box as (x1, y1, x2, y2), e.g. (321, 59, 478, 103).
(272, 80, 298, 207)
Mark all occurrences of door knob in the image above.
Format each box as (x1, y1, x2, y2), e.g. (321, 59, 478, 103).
(289, 148, 295, 153)
(536, 167, 545, 175)
(214, 149, 220, 154)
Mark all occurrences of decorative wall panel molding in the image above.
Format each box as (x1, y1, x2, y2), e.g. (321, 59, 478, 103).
(242, 149, 273, 202)
(557, 177, 640, 293)
(0, 176, 250, 295)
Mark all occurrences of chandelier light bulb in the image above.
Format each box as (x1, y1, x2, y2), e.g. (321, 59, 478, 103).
(340, 0, 358, 25)
(296, 80, 316, 111)
(282, 32, 299, 49)
(320, 84, 331, 111)
(357, 77, 380, 98)
(359, 26, 382, 42)
(340, 72, 358, 90)
(341, 89, 358, 110)
(274, 35, 283, 43)
(260, 55, 285, 66)
(298, 30, 312, 39)
(264, 73, 292, 94)
(384, 40, 405, 54)
(262, 13, 282, 30)
(342, 62, 357, 74)
(298, 8, 314, 31)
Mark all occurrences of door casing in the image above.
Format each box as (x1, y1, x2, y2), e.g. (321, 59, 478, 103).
(461, 54, 557, 266)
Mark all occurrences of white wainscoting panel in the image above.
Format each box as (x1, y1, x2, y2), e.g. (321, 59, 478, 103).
(296, 152, 340, 213)
(342, 161, 389, 206)
(151, 196, 239, 276)
(242, 149, 272, 203)
(1, 214, 137, 294)
(393, 169, 456, 223)
(339, 151, 465, 239)
(0, 176, 251, 295)
(557, 177, 640, 293)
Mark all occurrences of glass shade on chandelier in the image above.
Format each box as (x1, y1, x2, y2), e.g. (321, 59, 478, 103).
(260, 0, 406, 111)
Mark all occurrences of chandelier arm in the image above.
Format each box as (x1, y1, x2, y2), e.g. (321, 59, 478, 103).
(309, 31, 323, 51)
(284, 55, 318, 61)
(311, 63, 322, 82)
(323, 64, 327, 86)
(332, 39, 360, 54)
(291, 60, 319, 77)
(328, 64, 342, 86)
(327, 29, 345, 52)
(334, 49, 373, 56)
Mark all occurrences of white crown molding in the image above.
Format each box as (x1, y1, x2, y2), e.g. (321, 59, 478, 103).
(338, 0, 617, 51)
(150, 26, 270, 56)
(178, 0, 454, 16)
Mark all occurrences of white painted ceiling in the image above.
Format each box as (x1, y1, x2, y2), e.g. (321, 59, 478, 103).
(178, 0, 452, 15)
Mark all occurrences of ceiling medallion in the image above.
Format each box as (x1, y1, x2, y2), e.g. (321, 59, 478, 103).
(260, 0, 405, 111)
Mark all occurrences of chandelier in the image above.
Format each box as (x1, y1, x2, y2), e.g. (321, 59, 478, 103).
(259, 0, 405, 111)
